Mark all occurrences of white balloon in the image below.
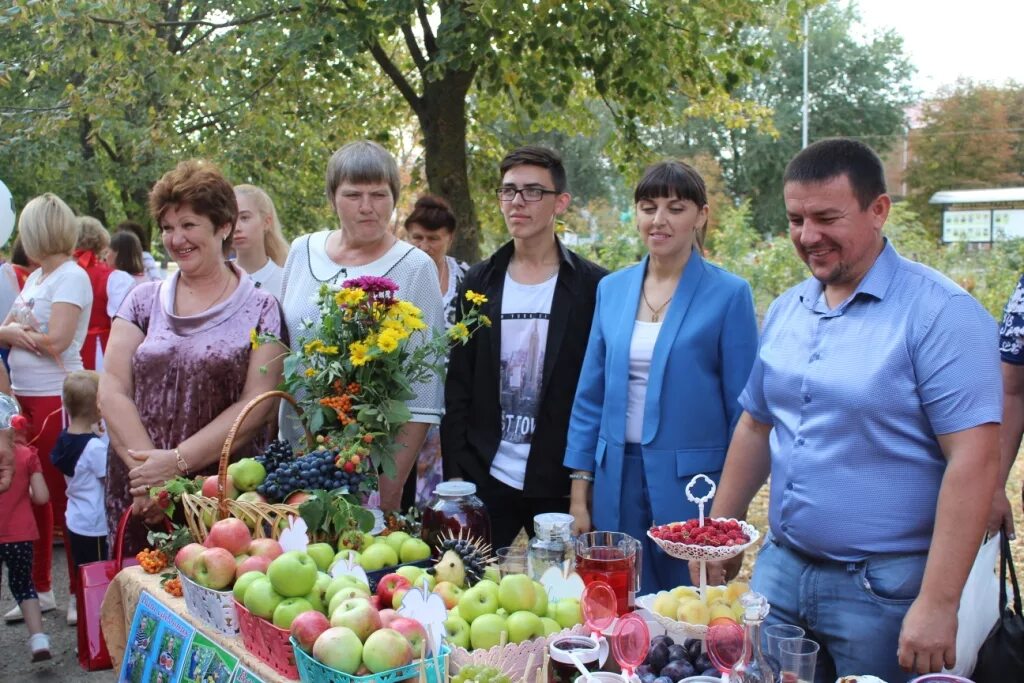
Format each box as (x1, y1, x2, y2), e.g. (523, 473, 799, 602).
(0, 179, 13, 249)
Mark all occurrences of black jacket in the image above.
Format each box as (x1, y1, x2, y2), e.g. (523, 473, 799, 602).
(441, 238, 607, 497)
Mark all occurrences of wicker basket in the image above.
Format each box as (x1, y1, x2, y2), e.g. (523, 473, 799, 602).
(180, 390, 315, 543)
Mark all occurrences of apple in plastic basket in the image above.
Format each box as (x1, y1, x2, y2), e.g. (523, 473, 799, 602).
(328, 586, 372, 617)
(378, 608, 398, 626)
(273, 596, 315, 630)
(235, 554, 272, 580)
(206, 518, 252, 556)
(444, 614, 471, 649)
(233, 571, 265, 603)
(459, 579, 500, 623)
(244, 577, 285, 619)
(469, 612, 508, 650)
(552, 597, 582, 629)
(432, 581, 463, 609)
(330, 597, 382, 642)
(201, 473, 238, 500)
(248, 537, 283, 560)
(175, 543, 206, 580)
(376, 572, 412, 607)
(312, 626, 363, 674)
(325, 574, 369, 605)
(291, 610, 331, 653)
(506, 610, 544, 643)
(389, 616, 428, 653)
(358, 543, 399, 571)
(267, 550, 318, 597)
(498, 573, 537, 613)
(193, 547, 236, 590)
(306, 542, 336, 572)
(362, 627, 414, 673)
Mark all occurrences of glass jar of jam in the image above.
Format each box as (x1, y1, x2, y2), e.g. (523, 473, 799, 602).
(421, 481, 491, 556)
(549, 635, 603, 683)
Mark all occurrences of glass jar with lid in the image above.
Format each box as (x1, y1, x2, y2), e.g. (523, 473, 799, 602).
(528, 512, 575, 580)
(421, 481, 491, 555)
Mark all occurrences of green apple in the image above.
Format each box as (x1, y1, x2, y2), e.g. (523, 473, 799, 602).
(233, 571, 265, 604)
(399, 537, 431, 563)
(443, 614, 471, 649)
(448, 605, 463, 621)
(304, 573, 330, 613)
(469, 613, 507, 650)
(243, 577, 284, 619)
(325, 575, 370, 606)
(328, 588, 370, 617)
(540, 617, 562, 636)
(267, 550, 318, 597)
(306, 543, 335, 572)
(362, 532, 376, 548)
(358, 543, 399, 571)
(498, 573, 537, 613)
(383, 531, 411, 554)
(552, 597, 582, 629)
(312, 626, 362, 674)
(226, 458, 266, 492)
(396, 565, 434, 591)
(273, 596, 314, 629)
(506, 610, 544, 643)
(334, 549, 361, 567)
(458, 579, 500, 623)
(483, 564, 501, 584)
(530, 581, 548, 617)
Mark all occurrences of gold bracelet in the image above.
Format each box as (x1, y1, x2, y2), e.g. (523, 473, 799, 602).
(174, 448, 189, 475)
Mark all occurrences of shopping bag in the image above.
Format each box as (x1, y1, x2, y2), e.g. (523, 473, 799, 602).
(971, 529, 1024, 682)
(76, 509, 167, 671)
(944, 534, 999, 676)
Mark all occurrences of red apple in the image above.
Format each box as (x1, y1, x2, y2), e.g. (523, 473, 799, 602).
(193, 547, 236, 590)
(369, 595, 382, 610)
(329, 597, 382, 642)
(285, 490, 313, 506)
(248, 537, 283, 560)
(389, 616, 428, 653)
(235, 554, 272, 580)
(206, 518, 252, 556)
(375, 572, 412, 607)
(432, 581, 463, 610)
(378, 608, 398, 627)
(201, 474, 238, 500)
(291, 610, 331, 653)
(175, 543, 206, 580)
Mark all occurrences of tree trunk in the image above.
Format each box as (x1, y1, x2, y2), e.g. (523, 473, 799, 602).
(419, 72, 481, 264)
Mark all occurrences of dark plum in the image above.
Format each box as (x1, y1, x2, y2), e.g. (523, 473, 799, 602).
(652, 677, 673, 683)
(635, 664, 653, 678)
(638, 674, 656, 683)
(646, 643, 669, 674)
(683, 638, 703, 662)
(667, 644, 688, 662)
(650, 634, 675, 649)
(660, 659, 696, 681)
(701, 669, 722, 679)
(693, 653, 714, 672)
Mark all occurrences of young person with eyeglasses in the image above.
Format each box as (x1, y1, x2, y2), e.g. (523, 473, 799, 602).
(441, 146, 607, 548)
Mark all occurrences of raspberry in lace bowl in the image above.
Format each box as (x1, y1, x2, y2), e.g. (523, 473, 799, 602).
(647, 518, 760, 562)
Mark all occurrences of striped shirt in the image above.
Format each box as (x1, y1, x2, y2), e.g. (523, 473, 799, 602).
(740, 240, 1001, 561)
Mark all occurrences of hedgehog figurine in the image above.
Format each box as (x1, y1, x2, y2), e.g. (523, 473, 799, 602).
(426, 529, 494, 588)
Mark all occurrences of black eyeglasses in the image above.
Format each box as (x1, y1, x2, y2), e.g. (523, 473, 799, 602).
(495, 186, 560, 202)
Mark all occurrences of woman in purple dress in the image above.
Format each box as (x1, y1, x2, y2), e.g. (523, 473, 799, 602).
(100, 160, 286, 550)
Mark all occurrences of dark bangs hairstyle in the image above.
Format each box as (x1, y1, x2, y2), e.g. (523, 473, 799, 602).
(634, 160, 709, 248)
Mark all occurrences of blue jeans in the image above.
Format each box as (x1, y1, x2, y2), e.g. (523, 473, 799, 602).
(751, 533, 927, 683)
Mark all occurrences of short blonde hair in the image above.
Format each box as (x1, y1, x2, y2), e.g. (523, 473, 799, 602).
(62, 370, 100, 421)
(18, 193, 79, 261)
(234, 184, 289, 266)
(76, 216, 111, 255)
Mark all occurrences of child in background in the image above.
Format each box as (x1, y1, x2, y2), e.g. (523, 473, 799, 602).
(49, 371, 108, 627)
(0, 394, 51, 660)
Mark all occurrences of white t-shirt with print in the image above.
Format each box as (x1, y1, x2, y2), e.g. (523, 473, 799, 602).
(9, 260, 93, 396)
(489, 272, 557, 490)
(65, 434, 109, 537)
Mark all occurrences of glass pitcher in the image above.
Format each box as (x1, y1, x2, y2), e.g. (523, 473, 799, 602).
(574, 531, 641, 615)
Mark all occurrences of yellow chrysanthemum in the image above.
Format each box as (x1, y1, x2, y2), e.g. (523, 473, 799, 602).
(395, 300, 421, 317)
(249, 328, 261, 350)
(465, 290, 488, 306)
(304, 339, 326, 354)
(377, 329, 400, 353)
(322, 345, 339, 355)
(349, 341, 370, 367)
(304, 368, 316, 377)
(334, 288, 366, 307)
(448, 322, 470, 342)
(404, 316, 427, 332)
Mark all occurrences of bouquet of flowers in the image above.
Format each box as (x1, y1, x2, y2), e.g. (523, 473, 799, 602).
(259, 275, 488, 484)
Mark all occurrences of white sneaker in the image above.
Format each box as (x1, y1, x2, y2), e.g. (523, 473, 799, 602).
(4, 591, 56, 623)
(29, 632, 51, 662)
(66, 595, 77, 626)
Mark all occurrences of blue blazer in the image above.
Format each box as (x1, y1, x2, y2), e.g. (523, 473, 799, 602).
(564, 249, 758, 531)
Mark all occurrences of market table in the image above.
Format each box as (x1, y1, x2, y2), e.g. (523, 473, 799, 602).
(101, 565, 289, 682)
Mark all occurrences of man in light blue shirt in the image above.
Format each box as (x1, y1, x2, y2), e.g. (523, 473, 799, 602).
(700, 139, 1001, 681)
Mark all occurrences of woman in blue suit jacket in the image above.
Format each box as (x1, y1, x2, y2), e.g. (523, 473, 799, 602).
(564, 161, 758, 594)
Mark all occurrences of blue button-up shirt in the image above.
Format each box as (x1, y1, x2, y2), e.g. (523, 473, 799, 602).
(740, 241, 1001, 561)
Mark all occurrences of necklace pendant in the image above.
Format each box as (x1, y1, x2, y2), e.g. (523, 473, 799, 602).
(651, 313, 659, 323)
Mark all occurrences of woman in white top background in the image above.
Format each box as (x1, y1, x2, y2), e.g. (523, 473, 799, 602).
(105, 231, 149, 285)
(280, 141, 445, 511)
(233, 184, 288, 300)
(563, 161, 759, 593)
(0, 193, 93, 620)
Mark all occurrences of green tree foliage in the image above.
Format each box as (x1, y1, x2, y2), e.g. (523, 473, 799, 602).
(906, 80, 1024, 227)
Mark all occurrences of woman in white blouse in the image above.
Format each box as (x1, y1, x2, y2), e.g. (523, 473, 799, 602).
(280, 141, 445, 511)
(232, 185, 288, 300)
